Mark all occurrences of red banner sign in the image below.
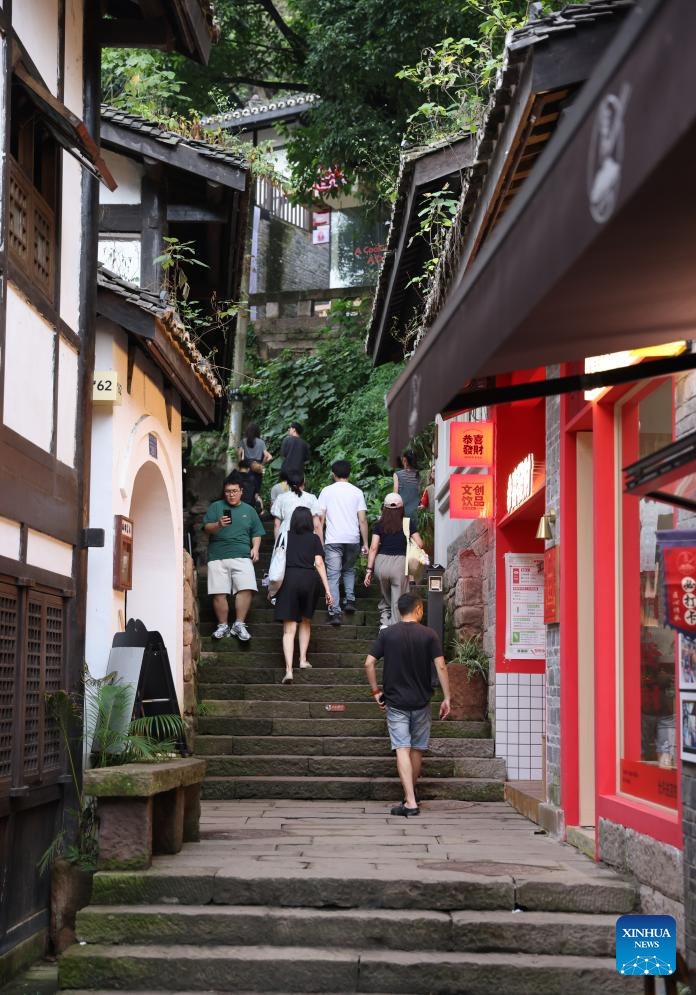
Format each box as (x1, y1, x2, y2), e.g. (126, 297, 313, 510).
(543, 546, 560, 624)
(663, 545, 696, 634)
(450, 421, 494, 468)
(449, 475, 493, 519)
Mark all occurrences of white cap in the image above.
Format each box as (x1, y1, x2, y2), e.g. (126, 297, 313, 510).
(383, 492, 404, 508)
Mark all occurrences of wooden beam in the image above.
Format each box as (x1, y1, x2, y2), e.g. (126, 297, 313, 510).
(97, 17, 175, 50)
(166, 203, 227, 223)
(140, 163, 166, 293)
(96, 288, 157, 340)
(99, 203, 142, 232)
(147, 319, 215, 424)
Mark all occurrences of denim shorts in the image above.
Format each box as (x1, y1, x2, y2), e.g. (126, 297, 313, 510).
(385, 704, 432, 751)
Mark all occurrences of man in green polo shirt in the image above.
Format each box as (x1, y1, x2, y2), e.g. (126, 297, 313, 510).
(203, 478, 265, 641)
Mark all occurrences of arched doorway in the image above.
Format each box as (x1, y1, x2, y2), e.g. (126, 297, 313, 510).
(128, 461, 178, 684)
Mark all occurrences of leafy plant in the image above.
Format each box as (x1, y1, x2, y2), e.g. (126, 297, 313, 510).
(449, 633, 489, 683)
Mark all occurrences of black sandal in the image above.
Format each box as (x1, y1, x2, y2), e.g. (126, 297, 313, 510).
(391, 803, 420, 817)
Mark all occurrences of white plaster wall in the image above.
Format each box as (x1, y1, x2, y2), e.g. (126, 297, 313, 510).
(86, 320, 184, 703)
(63, 0, 84, 114)
(13, 0, 59, 94)
(56, 338, 79, 467)
(26, 529, 73, 577)
(100, 151, 143, 205)
(0, 517, 21, 561)
(98, 238, 141, 284)
(60, 153, 83, 331)
(3, 285, 54, 451)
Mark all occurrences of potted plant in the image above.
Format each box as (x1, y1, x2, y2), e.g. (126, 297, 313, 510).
(41, 672, 186, 953)
(446, 633, 489, 721)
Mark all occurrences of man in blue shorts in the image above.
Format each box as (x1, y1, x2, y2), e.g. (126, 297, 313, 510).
(364, 592, 450, 816)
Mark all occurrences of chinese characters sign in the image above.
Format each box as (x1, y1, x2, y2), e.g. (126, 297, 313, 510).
(506, 453, 535, 514)
(450, 421, 494, 468)
(543, 546, 560, 624)
(662, 545, 696, 635)
(449, 475, 493, 519)
(505, 553, 545, 659)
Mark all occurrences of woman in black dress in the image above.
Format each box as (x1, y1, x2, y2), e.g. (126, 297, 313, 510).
(275, 506, 333, 684)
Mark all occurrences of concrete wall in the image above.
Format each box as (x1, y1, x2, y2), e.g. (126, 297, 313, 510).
(85, 319, 184, 703)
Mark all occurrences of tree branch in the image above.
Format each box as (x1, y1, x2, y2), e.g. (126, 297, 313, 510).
(251, 0, 307, 56)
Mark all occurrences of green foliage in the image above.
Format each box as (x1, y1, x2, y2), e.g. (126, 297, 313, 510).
(449, 633, 490, 682)
(101, 49, 189, 120)
(244, 299, 401, 513)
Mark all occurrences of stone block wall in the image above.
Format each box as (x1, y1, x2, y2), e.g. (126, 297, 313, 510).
(256, 215, 330, 295)
(544, 367, 562, 810)
(182, 549, 201, 748)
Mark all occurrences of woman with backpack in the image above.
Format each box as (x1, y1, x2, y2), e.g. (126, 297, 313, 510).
(237, 422, 272, 498)
(274, 506, 333, 684)
(364, 492, 424, 630)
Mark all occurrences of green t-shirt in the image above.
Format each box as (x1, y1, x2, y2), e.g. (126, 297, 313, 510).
(203, 500, 265, 562)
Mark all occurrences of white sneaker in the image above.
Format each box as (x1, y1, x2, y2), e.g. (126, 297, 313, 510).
(231, 620, 251, 642)
(212, 623, 230, 639)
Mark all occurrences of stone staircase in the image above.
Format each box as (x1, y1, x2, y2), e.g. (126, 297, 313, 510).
(196, 524, 505, 803)
(58, 523, 641, 993)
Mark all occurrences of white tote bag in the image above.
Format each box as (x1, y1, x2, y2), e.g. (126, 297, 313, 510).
(267, 531, 287, 598)
(402, 519, 429, 581)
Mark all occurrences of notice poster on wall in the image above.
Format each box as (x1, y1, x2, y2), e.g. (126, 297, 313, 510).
(505, 553, 545, 659)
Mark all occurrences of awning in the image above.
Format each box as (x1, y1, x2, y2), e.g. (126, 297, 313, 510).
(388, 0, 696, 457)
(14, 62, 117, 191)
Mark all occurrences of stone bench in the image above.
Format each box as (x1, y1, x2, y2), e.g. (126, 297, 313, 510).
(83, 758, 207, 871)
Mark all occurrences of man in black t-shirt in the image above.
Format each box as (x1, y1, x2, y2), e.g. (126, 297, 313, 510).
(364, 593, 450, 817)
(280, 423, 310, 478)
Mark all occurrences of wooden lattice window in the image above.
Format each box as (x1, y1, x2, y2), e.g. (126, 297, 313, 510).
(22, 591, 64, 783)
(0, 584, 18, 787)
(9, 79, 58, 303)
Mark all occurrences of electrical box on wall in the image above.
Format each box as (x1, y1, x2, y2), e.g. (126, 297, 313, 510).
(93, 370, 122, 404)
(113, 515, 133, 591)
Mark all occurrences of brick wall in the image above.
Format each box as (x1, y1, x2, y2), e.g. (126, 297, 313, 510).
(545, 366, 562, 807)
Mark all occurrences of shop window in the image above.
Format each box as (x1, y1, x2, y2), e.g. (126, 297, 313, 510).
(8, 81, 60, 303)
(619, 380, 678, 809)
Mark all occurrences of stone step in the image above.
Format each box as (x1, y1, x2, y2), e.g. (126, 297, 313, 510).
(201, 652, 369, 669)
(59, 943, 641, 994)
(89, 863, 635, 914)
(201, 775, 505, 802)
(201, 636, 375, 653)
(194, 736, 496, 758)
(200, 700, 445, 720)
(196, 718, 489, 738)
(200, 621, 379, 638)
(198, 667, 380, 686)
(201, 684, 441, 703)
(203, 755, 506, 779)
(242, 609, 378, 625)
(75, 905, 619, 956)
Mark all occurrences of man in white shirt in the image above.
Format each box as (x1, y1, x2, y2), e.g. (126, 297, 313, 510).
(317, 460, 369, 627)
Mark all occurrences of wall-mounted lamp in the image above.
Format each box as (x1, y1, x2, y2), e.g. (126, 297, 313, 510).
(535, 509, 556, 541)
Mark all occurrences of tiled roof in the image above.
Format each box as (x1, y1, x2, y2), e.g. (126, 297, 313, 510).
(97, 265, 223, 397)
(419, 0, 634, 336)
(101, 105, 247, 170)
(201, 93, 320, 130)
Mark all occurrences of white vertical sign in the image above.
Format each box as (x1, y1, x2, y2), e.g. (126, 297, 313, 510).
(505, 553, 546, 659)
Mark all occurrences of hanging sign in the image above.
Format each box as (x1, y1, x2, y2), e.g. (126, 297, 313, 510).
(449, 421, 494, 468)
(543, 546, 560, 624)
(506, 453, 535, 514)
(505, 553, 545, 659)
(659, 533, 696, 635)
(312, 211, 331, 244)
(449, 475, 493, 519)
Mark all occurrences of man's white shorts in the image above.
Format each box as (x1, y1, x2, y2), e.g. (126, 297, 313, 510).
(207, 557, 258, 595)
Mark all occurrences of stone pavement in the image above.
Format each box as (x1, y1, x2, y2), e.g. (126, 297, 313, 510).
(60, 798, 643, 993)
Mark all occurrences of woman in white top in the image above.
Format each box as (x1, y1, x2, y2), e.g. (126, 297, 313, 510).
(271, 473, 322, 539)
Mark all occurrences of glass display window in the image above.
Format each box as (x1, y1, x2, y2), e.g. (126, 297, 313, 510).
(618, 379, 679, 810)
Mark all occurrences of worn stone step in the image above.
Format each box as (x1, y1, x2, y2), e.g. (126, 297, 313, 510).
(204, 755, 506, 779)
(201, 636, 375, 653)
(75, 905, 618, 956)
(202, 683, 437, 703)
(196, 718, 489, 738)
(194, 736, 496, 758)
(200, 700, 446, 720)
(201, 775, 505, 802)
(201, 652, 369, 670)
(201, 651, 368, 668)
(200, 621, 379, 639)
(59, 943, 641, 994)
(198, 667, 379, 686)
(241, 609, 377, 625)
